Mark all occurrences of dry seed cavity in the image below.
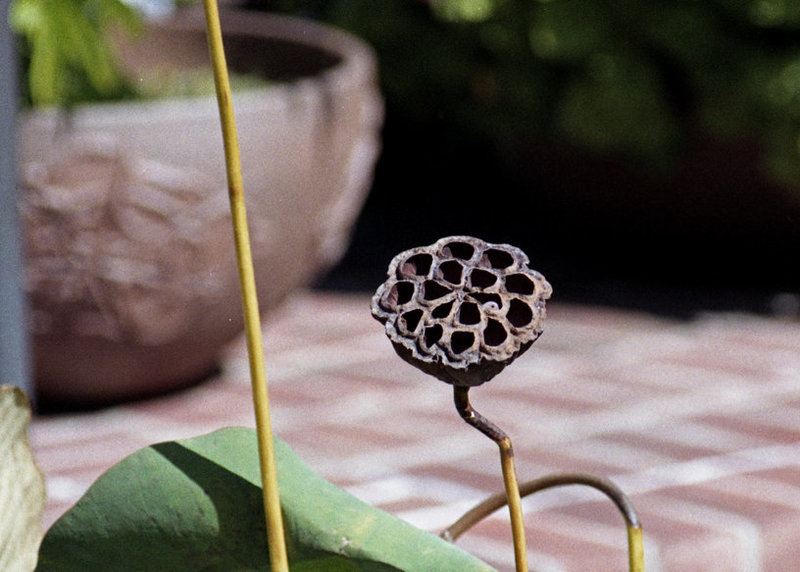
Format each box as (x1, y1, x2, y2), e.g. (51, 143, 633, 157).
(458, 301, 481, 325)
(438, 259, 464, 284)
(400, 252, 433, 278)
(401, 309, 423, 333)
(484, 248, 514, 269)
(507, 298, 533, 328)
(505, 273, 535, 295)
(451, 330, 476, 354)
(469, 268, 498, 289)
(422, 280, 452, 301)
(442, 241, 475, 260)
(483, 319, 508, 346)
(431, 300, 454, 319)
(387, 280, 415, 307)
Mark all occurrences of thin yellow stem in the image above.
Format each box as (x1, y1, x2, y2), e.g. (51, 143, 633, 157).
(200, 2, 289, 571)
(627, 525, 645, 572)
(498, 437, 529, 572)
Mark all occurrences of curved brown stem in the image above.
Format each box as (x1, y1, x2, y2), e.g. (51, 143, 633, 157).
(453, 385, 529, 572)
(442, 472, 645, 572)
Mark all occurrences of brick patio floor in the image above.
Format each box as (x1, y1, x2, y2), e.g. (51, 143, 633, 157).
(30, 291, 800, 571)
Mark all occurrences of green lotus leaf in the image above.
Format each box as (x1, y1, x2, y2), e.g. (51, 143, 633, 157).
(37, 427, 495, 571)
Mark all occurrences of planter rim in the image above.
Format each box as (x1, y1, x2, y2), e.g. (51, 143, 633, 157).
(18, 8, 378, 120)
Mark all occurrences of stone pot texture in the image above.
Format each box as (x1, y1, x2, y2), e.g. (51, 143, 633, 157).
(18, 8, 383, 406)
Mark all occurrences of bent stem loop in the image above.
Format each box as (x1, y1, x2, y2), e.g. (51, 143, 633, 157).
(454, 385, 529, 572)
(443, 471, 645, 572)
(201, 2, 289, 570)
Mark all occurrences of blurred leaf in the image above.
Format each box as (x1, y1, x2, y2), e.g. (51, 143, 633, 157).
(556, 51, 680, 159)
(766, 54, 800, 119)
(83, 0, 142, 33)
(529, 0, 612, 62)
(431, 0, 497, 24)
(52, 1, 118, 96)
(36, 427, 495, 571)
(0, 386, 46, 572)
(760, 55, 800, 189)
(763, 124, 800, 189)
(712, 0, 800, 28)
(10, 0, 140, 106)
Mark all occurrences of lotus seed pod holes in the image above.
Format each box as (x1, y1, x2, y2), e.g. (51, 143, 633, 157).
(372, 236, 552, 387)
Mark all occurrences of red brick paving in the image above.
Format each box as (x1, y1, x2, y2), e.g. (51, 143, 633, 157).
(29, 291, 800, 571)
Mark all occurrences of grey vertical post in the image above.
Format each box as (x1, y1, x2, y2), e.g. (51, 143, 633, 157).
(0, 0, 34, 402)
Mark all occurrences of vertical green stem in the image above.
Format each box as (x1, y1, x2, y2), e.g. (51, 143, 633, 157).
(200, 2, 289, 571)
(454, 386, 528, 572)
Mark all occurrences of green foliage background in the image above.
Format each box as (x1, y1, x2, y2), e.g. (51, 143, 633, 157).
(253, 0, 800, 194)
(11, 0, 800, 191)
(9, 0, 141, 106)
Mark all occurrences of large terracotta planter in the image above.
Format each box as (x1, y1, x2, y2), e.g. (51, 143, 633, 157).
(18, 9, 383, 406)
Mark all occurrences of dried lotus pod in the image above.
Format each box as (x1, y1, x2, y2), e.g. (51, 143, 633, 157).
(371, 235, 552, 386)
